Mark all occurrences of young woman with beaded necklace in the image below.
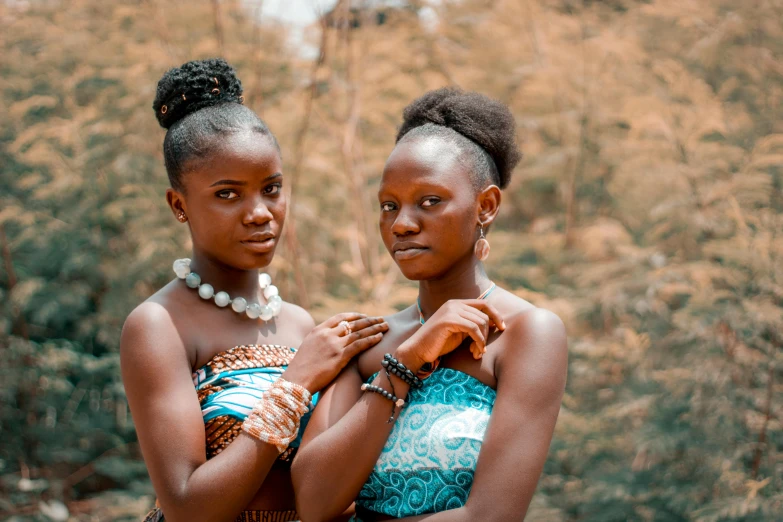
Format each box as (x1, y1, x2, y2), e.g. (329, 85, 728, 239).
(292, 89, 568, 521)
(121, 59, 388, 522)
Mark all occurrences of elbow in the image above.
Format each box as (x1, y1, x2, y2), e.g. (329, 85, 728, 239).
(291, 459, 322, 522)
(157, 503, 226, 522)
(155, 499, 192, 522)
(292, 449, 353, 522)
(296, 497, 340, 522)
(290, 458, 308, 512)
(153, 505, 188, 522)
(296, 505, 327, 522)
(155, 488, 203, 522)
(293, 478, 345, 522)
(294, 485, 342, 522)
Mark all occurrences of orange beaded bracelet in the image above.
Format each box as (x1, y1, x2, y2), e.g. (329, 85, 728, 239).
(241, 378, 312, 453)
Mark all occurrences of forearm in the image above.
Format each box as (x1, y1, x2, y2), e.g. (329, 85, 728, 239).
(293, 373, 412, 522)
(155, 434, 280, 522)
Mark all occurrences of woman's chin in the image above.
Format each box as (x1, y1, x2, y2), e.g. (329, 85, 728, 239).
(245, 252, 275, 270)
(219, 249, 275, 272)
(396, 262, 439, 282)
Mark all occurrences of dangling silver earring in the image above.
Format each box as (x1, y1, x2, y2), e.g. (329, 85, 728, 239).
(474, 223, 490, 261)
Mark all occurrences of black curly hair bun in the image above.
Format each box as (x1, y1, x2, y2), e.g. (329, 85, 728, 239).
(396, 87, 522, 189)
(153, 58, 244, 129)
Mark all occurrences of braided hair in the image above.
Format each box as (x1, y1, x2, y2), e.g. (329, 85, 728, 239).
(396, 87, 521, 190)
(152, 58, 277, 190)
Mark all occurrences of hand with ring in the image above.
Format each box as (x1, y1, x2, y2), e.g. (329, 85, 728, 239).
(283, 313, 389, 394)
(338, 320, 352, 336)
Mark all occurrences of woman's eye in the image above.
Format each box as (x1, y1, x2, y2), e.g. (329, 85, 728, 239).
(381, 202, 397, 212)
(264, 183, 282, 195)
(217, 190, 239, 200)
(421, 197, 440, 208)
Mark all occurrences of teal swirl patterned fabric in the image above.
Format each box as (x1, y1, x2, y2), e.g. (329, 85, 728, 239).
(355, 368, 496, 518)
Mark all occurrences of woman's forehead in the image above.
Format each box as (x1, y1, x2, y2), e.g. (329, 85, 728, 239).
(390, 135, 462, 166)
(201, 132, 279, 168)
(381, 137, 466, 185)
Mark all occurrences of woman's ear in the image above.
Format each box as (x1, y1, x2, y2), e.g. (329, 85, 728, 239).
(166, 188, 188, 223)
(477, 185, 501, 227)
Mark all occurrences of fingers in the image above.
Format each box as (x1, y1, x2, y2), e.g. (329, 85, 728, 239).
(460, 300, 506, 331)
(342, 318, 388, 358)
(346, 321, 389, 344)
(469, 341, 483, 360)
(455, 316, 486, 356)
(321, 312, 368, 329)
(345, 332, 385, 358)
(347, 316, 387, 334)
(460, 307, 490, 335)
(459, 307, 490, 355)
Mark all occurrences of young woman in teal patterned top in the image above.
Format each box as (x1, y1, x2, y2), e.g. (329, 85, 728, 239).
(292, 88, 568, 521)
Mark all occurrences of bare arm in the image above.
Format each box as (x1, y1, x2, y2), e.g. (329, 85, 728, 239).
(389, 308, 568, 522)
(123, 302, 386, 522)
(292, 300, 508, 522)
(121, 302, 281, 522)
(292, 356, 412, 522)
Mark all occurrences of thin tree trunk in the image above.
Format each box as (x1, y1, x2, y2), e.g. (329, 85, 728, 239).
(1, 223, 28, 340)
(248, 0, 266, 107)
(751, 363, 775, 479)
(339, 2, 379, 283)
(284, 13, 330, 308)
(212, 0, 225, 56)
(565, 21, 590, 248)
(144, 0, 181, 61)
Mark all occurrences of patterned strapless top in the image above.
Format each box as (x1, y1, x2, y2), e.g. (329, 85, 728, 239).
(192, 344, 318, 463)
(355, 368, 496, 518)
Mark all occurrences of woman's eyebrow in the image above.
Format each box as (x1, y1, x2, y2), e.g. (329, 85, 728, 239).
(209, 179, 247, 187)
(209, 173, 281, 188)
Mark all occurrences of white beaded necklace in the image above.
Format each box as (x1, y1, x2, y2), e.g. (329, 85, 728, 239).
(173, 258, 282, 321)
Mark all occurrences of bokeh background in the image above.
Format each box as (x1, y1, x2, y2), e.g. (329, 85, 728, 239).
(2, 0, 782, 520)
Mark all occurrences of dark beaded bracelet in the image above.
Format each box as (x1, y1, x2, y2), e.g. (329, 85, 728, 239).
(361, 382, 406, 423)
(381, 353, 424, 389)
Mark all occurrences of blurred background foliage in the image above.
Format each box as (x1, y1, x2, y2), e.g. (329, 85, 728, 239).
(1, 0, 782, 520)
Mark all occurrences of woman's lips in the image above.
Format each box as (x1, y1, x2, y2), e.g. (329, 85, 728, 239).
(241, 238, 276, 253)
(393, 247, 428, 260)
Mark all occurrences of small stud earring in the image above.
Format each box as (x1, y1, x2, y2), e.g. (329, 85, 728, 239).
(177, 212, 187, 223)
(474, 223, 490, 261)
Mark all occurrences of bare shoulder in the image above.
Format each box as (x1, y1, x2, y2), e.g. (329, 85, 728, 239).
(496, 289, 566, 346)
(281, 301, 316, 339)
(356, 307, 417, 376)
(508, 306, 566, 342)
(120, 291, 189, 378)
(495, 291, 568, 390)
(383, 307, 416, 329)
